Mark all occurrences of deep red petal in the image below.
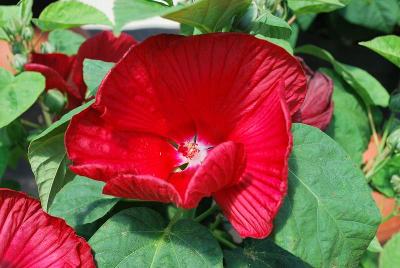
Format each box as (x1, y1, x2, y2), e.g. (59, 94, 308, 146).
(0, 189, 94, 267)
(29, 53, 75, 80)
(95, 33, 306, 143)
(214, 80, 292, 239)
(103, 175, 181, 204)
(24, 63, 81, 101)
(71, 31, 137, 98)
(66, 107, 178, 182)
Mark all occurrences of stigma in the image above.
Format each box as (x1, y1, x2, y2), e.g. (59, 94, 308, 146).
(177, 139, 210, 168)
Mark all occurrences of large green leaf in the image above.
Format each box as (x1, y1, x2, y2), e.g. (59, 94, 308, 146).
(250, 11, 292, 40)
(341, 0, 399, 33)
(273, 124, 380, 267)
(296, 45, 390, 107)
(0, 69, 45, 128)
(224, 239, 311, 267)
(0, 5, 19, 27)
(48, 29, 85, 55)
(49, 175, 119, 228)
(360, 35, 400, 68)
(28, 101, 93, 210)
(288, 0, 346, 15)
(323, 68, 370, 165)
(379, 233, 400, 268)
(83, 59, 114, 98)
(165, 0, 251, 33)
(34, 0, 112, 31)
(89, 207, 223, 267)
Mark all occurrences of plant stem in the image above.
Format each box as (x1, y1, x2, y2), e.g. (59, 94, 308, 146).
(20, 119, 41, 129)
(367, 106, 380, 151)
(166, 209, 184, 230)
(39, 100, 52, 127)
(288, 15, 297, 25)
(212, 230, 237, 249)
(378, 114, 395, 153)
(194, 204, 219, 222)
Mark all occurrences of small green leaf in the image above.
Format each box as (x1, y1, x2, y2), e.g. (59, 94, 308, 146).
(256, 35, 293, 54)
(165, 0, 251, 33)
(323, 68, 370, 164)
(34, 0, 112, 32)
(360, 35, 400, 69)
(341, 0, 399, 33)
(224, 239, 311, 267)
(288, 0, 346, 15)
(273, 124, 381, 267)
(49, 175, 119, 228)
(380, 233, 400, 268)
(0, 68, 45, 128)
(370, 155, 400, 197)
(250, 11, 292, 40)
(113, 0, 183, 33)
(296, 45, 390, 107)
(83, 59, 114, 98)
(89, 207, 223, 267)
(367, 236, 383, 253)
(0, 5, 19, 27)
(48, 29, 86, 55)
(28, 101, 93, 211)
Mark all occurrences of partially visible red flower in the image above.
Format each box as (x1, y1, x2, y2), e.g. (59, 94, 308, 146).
(292, 58, 334, 130)
(0, 188, 95, 267)
(66, 33, 307, 238)
(25, 31, 136, 109)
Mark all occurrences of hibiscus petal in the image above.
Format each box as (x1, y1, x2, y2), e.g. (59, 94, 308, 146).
(71, 31, 137, 98)
(103, 175, 181, 204)
(66, 107, 178, 182)
(182, 141, 246, 208)
(95, 33, 305, 143)
(214, 80, 292, 239)
(0, 188, 94, 267)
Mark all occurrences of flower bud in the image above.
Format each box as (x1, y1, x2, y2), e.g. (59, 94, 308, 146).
(387, 128, 400, 152)
(40, 42, 55, 54)
(13, 53, 27, 71)
(391, 174, 400, 194)
(21, 26, 33, 41)
(44, 89, 67, 114)
(292, 58, 334, 130)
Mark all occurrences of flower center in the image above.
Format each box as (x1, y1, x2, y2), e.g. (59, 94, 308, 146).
(176, 138, 211, 169)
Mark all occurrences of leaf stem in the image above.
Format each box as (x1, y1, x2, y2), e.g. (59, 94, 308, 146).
(39, 99, 52, 127)
(378, 113, 395, 153)
(367, 106, 380, 151)
(194, 204, 219, 222)
(287, 15, 297, 25)
(212, 230, 237, 249)
(20, 119, 41, 129)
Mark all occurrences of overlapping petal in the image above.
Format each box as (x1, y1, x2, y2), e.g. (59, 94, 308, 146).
(0, 188, 94, 267)
(214, 80, 292, 238)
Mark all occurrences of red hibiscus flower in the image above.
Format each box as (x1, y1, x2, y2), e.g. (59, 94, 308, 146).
(25, 31, 136, 109)
(66, 33, 306, 238)
(292, 58, 334, 130)
(0, 188, 95, 267)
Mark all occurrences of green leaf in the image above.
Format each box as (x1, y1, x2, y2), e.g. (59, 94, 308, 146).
(0, 69, 45, 128)
(48, 29, 85, 55)
(273, 124, 381, 267)
(296, 45, 390, 107)
(256, 35, 293, 54)
(49, 175, 119, 228)
(83, 59, 114, 98)
(0, 144, 9, 178)
(224, 239, 311, 267)
(19, 0, 33, 25)
(288, 0, 346, 15)
(370, 155, 400, 197)
(297, 14, 316, 30)
(89, 207, 223, 267)
(360, 35, 400, 68)
(250, 11, 292, 40)
(113, 0, 183, 33)
(165, 0, 251, 33)
(367, 236, 383, 253)
(28, 101, 93, 211)
(323, 68, 370, 164)
(341, 0, 399, 33)
(34, 0, 112, 32)
(0, 179, 21, 191)
(0, 5, 19, 27)
(380, 233, 400, 268)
